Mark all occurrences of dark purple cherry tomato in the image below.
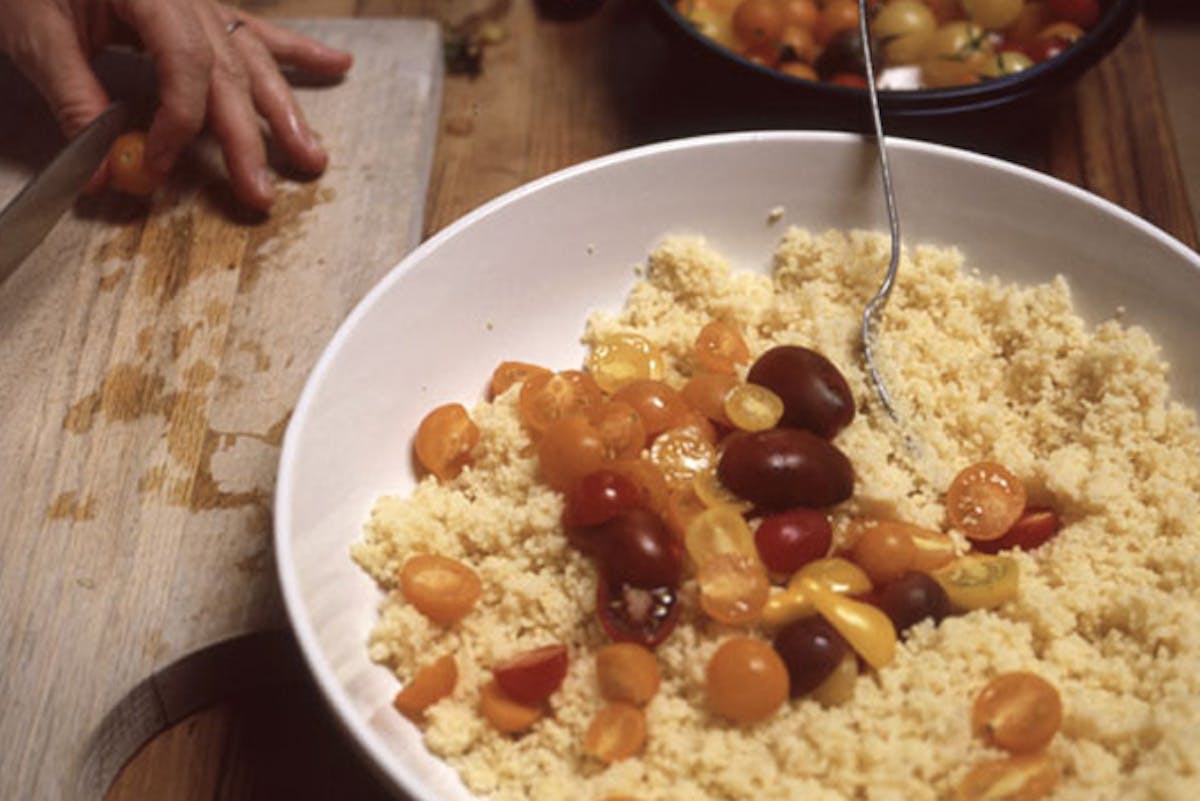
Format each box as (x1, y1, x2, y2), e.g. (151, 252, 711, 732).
(564, 470, 642, 528)
(875, 571, 951, 635)
(717, 428, 854, 510)
(746, 346, 855, 438)
(754, 508, 832, 574)
(598, 508, 682, 589)
(773, 616, 849, 697)
(1024, 36, 1070, 63)
(596, 579, 679, 648)
(972, 508, 1062, 555)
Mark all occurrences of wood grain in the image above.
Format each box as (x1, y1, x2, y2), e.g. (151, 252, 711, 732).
(79, 1, 1200, 799)
(0, 18, 442, 801)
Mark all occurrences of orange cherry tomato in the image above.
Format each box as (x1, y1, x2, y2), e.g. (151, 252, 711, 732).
(732, 0, 784, 50)
(589, 400, 648, 461)
(847, 519, 918, 584)
(946, 462, 1027, 541)
(400, 554, 482, 625)
(682, 372, 738, 426)
(778, 0, 818, 29)
(583, 702, 647, 763)
(489, 361, 551, 399)
(956, 753, 1060, 801)
(724, 383, 784, 432)
(698, 553, 770, 625)
(781, 25, 819, 64)
(393, 654, 457, 720)
(648, 425, 718, 490)
(608, 458, 672, 517)
(493, 644, 569, 706)
(972, 672, 1063, 754)
(666, 486, 708, 541)
(694, 320, 750, 375)
(479, 680, 542, 734)
(692, 467, 753, 513)
(108, 131, 163, 196)
(537, 414, 607, 491)
(587, 333, 665, 393)
(613, 379, 690, 438)
(595, 642, 661, 705)
(414, 403, 480, 482)
(705, 636, 789, 724)
(519, 370, 604, 434)
(816, 0, 860, 45)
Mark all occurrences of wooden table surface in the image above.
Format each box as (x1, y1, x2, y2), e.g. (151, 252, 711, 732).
(105, 1, 1195, 799)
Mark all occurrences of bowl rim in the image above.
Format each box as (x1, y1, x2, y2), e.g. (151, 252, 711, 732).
(274, 129, 1198, 801)
(651, 0, 1142, 111)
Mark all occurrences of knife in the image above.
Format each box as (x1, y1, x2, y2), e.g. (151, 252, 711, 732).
(0, 101, 129, 284)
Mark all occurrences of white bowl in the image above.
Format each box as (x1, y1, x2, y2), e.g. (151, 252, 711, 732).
(275, 132, 1200, 800)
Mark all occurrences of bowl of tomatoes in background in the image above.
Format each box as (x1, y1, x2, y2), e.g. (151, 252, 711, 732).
(649, 0, 1139, 131)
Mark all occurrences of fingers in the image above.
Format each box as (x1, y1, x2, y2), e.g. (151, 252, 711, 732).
(111, 0, 213, 175)
(234, 13, 354, 76)
(6, 9, 112, 138)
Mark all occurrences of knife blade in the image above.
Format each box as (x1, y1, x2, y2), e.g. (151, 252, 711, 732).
(0, 102, 129, 284)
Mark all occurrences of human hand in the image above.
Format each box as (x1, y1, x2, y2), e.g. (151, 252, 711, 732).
(0, 0, 354, 210)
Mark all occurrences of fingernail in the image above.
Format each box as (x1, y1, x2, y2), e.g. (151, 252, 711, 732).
(256, 168, 275, 203)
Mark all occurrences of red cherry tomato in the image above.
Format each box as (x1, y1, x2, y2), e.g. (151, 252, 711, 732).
(1046, 0, 1099, 29)
(596, 579, 680, 648)
(564, 470, 644, 529)
(754, 508, 832, 574)
(493, 644, 570, 705)
(972, 507, 1062, 554)
(108, 131, 163, 196)
(1023, 35, 1071, 63)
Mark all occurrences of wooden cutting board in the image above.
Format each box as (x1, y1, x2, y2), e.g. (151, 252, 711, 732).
(0, 18, 442, 800)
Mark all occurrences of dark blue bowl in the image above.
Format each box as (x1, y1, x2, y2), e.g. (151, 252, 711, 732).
(648, 0, 1140, 130)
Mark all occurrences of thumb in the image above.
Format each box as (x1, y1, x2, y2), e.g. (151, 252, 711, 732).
(9, 13, 112, 139)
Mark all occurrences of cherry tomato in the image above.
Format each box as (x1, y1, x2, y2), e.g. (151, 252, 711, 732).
(905, 523, 957, 571)
(685, 504, 759, 566)
(810, 650, 857, 706)
(682, 372, 738, 426)
(589, 400, 647, 461)
(478, 680, 541, 733)
(706, 636, 790, 724)
(962, 0, 1024, 30)
(1036, 20, 1085, 41)
(932, 554, 1019, 611)
(537, 414, 606, 491)
(597, 579, 680, 648)
(848, 519, 918, 584)
(584, 702, 647, 763)
(972, 671, 1063, 754)
(733, 0, 784, 50)
(778, 0, 818, 30)
(694, 319, 751, 374)
(875, 571, 951, 634)
(772, 615, 849, 697)
(745, 345, 855, 438)
(873, 0, 937, 65)
(724, 383, 785, 432)
(108, 131, 163, 196)
(816, 0, 861, 45)
(1046, 0, 1099, 28)
(717, 428, 854, 510)
(781, 24, 819, 64)
(796, 576, 897, 669)
(519, 370, 603, 434)
(763, 558, 873, 627)
(829, 72, 869, 88)
(613, 380, 690, 438)
(598, 508, 683, 589)
(414, 403, 480, 482)
(1022, 34, 1070, 62)
(400, 554, 482, 625)
(666, 486, 708, 541)
(493, 644, 569, 705)
(946, 462, 1027, 541)
(595, 642, 661, 705)
(393, 654, 457, 720)
(692, 467, 753, 513)
(1004, 2, 1052, 46)
(698, 553, 770, 625)
(608, 458, 672, 517)
(489, 361, 551, 399)
(956, 753, 1060, 801)
(587, 333, 665, 393)
(972, 507, 1062, 554)
(648, 425, 718, 490)
(780, 60, 819, 80)
(564, 470, 643, 529)
(754, 508, 832, 574)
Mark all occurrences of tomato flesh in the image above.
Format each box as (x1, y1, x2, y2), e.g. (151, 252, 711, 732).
(109, 131, 162, 196)
(972, 671, 1063, 754)
(596, 579, 680, 648)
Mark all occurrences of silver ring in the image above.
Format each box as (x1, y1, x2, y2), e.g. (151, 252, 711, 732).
(225, 19, 245, 35)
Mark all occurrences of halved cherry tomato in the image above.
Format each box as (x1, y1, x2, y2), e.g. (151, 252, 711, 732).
(414, 403, 479, 482)
(946, 462, 1027, 541)
(692, 468, 753, 513)
(848, 519, 918, 584)
(564, 470, 643, 528)
(595, 642, 661, 705)
(393, 654, 457, 720)
(693, 320, 750, 375)
(608, 458, 672, 517)
(589, 400, 648, 461)
(489, 361, 551, 399)
(583, 702, 647, 762)
(697, 553, 770, 625)
(493, 644, 569, 705)
(685, 504, 759, 567)
(724, 383, 785, 432)
(666, 487, 709, 541)
(972, 507, 1062, 554)
(682, 372, 738, 426)
(956, 752, 1060, 801)
(519, 370, 603, 434)
(732, 0, 784, 50)
(596, 579, 680, 648)
(400, 554, 482, 625)
(537, 414, 606, 491)
(932, 554, 1019, 611)
(479, 680, 541, 733)
(972, 671, 1063, 754)
(108, 131, 163, 196)
(587, 333, 665, 393)
(648, 425, 718, 490)
(613, 380, 690, 438)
